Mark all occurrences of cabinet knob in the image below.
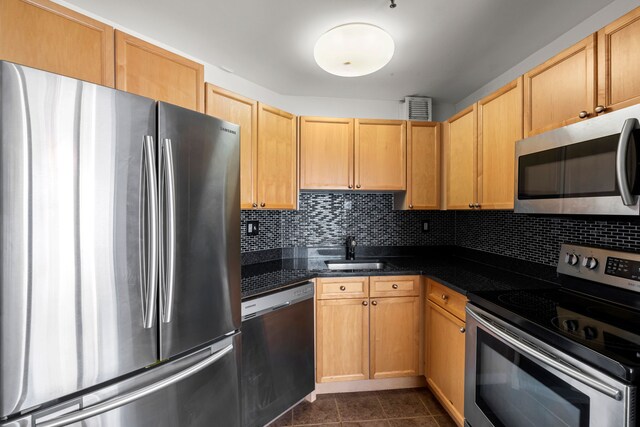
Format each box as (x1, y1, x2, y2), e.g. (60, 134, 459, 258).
(356, 184, 361, 189)
(340, 285, 346, 291)
(392, 284, 399, 289)
(260, 202, 266, 207)
(362, 300, 368, 306)
(441, 294, 449, 301)
(460, 327, 466, 333)
(474, 203, 480, 209)
(595, 105, 606, 114)
(252, 203, 258, 208)
(348, 184, 353, 189)
(371, 300, 378, 306)
(409, 204, 413, 209)
(579, 111, 590, 119)
(468, 203, 473, 209)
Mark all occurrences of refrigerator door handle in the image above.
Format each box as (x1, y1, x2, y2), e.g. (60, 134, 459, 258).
(35, 344, 234, 427)
(159, 138, 177, 324)
(142, 135, 159, 329)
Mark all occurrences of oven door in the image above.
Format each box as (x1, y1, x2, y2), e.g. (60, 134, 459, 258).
(515, 103, 640, 215)
(465, 305, 635, 427)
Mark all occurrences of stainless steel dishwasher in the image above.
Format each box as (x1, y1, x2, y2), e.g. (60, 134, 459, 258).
(241, 281, 315, 427)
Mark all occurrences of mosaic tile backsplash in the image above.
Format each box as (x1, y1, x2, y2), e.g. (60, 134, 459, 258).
(241, 193, 640, 267)
(455, 211, 640, 266)
(241, 193, 455, 253)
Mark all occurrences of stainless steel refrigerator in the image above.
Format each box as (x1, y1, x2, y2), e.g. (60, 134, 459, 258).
(0, 61, 241, 427)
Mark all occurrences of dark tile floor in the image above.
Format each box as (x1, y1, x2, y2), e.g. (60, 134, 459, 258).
(267, 388, 457, 427)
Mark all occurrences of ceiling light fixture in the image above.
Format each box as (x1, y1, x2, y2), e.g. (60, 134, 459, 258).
(313, 23, 395, 77)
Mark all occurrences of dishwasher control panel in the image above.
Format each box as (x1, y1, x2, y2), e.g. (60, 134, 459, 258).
(241, 281, 314, 320)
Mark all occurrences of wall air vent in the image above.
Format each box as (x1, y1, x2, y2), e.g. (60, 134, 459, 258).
(403, 96, 432, 121)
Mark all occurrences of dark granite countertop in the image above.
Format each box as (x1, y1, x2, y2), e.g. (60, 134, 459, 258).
(241, 247, 561, 299)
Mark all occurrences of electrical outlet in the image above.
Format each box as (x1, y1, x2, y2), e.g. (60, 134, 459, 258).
(246, 221, 259, 236)
(422, 220, 430, 233)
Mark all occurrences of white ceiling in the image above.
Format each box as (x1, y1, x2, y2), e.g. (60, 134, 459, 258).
(65, 0, 615, 105)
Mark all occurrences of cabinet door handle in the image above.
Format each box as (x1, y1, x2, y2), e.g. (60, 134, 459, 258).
(371, 300, 378, 306)
(392, 284, 398, 289)
(340, 285, 346, 291)
(252, 203, 258, 208)
(460, 327, 466, 333)
(474, 203, 480, 209)
(468, 203, 473, 209)
(362, 301, 368, 306)
(348, 184, 353, 189)
(260, 202, 266, 207)
(441, 294, 449, 301)
(356, 184, 361, 189)
(579, 111, 590, 119)
(595, 105, 606, 114)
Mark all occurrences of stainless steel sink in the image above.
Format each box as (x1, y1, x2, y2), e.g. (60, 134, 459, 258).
(324, 259, 387, 271)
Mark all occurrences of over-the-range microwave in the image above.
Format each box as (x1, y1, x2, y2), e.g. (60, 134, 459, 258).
(515, 104, 640, 215)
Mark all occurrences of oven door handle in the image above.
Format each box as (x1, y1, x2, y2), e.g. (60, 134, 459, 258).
(466, 306, 623, 401)
(616, 118, 639, 206)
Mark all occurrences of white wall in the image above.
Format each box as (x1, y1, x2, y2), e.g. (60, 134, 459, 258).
(454, 0, 640, 112)
(56, 0, 454, 121)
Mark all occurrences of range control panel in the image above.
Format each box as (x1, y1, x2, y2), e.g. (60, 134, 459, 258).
(558, 244, 640, 293)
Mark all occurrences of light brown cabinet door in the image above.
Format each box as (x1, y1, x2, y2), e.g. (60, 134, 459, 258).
(370, 296, 421, 379)
(404, 121, 440, 210)
(300, 117, 354, 190)
(426, 301, 466, 427)
(524, 35, 596, 137)
(205, 84, 257, 209)
(355, 119, 406, 191)
(446, 105, 477, 210)
(477, 78, 523, 210)
(257, 103, 297, 210)
(316, 298, 370, 383)
(598, 7, 640, 113)
(115, 31, 204, 112)
(0, 0, 114, 86)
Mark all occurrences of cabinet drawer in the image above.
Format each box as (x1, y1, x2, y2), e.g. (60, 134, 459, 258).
(370, 276, 420, 297)
(427, 279, 467, 320)
(317, 277, 369, 299)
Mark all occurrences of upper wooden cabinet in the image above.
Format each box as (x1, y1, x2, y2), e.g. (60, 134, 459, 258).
(395, 121, 441, 210)
(299, 117, 354, 190)
(205, 84, 257, 209)
(524, 35, 596, 137)
(446, 79, 522, 210)
(477, 77, 523, 210)
(257, 103, 297, 210)
(355, 119, 407, 191)
(115, 31, 204, 112)
(598, 7, 640, 113)
(299, 117, 406, 191)
(0, 0, 114, 86)
(446, 105, 477, 210)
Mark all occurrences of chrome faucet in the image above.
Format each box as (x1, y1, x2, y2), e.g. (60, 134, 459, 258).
(346, 236, 357, 260)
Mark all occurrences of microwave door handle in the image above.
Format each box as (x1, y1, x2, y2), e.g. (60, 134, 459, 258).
(616, 118, 639, 206)
(466, 306, 623, 401)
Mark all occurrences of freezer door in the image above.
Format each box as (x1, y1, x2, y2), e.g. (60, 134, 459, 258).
(157, 102, 240, 359)
(6, 335, 241, 427)
(0, 62, 157, 418)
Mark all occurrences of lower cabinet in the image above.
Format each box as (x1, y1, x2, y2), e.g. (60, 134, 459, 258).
(370, 296, 421, 379)
(425, 280, 467, 427)
(315, 276, 421, 384)
(316, 297, 370, 383)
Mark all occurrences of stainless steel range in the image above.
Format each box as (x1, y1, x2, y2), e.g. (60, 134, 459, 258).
(465, 244, 640, 427)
